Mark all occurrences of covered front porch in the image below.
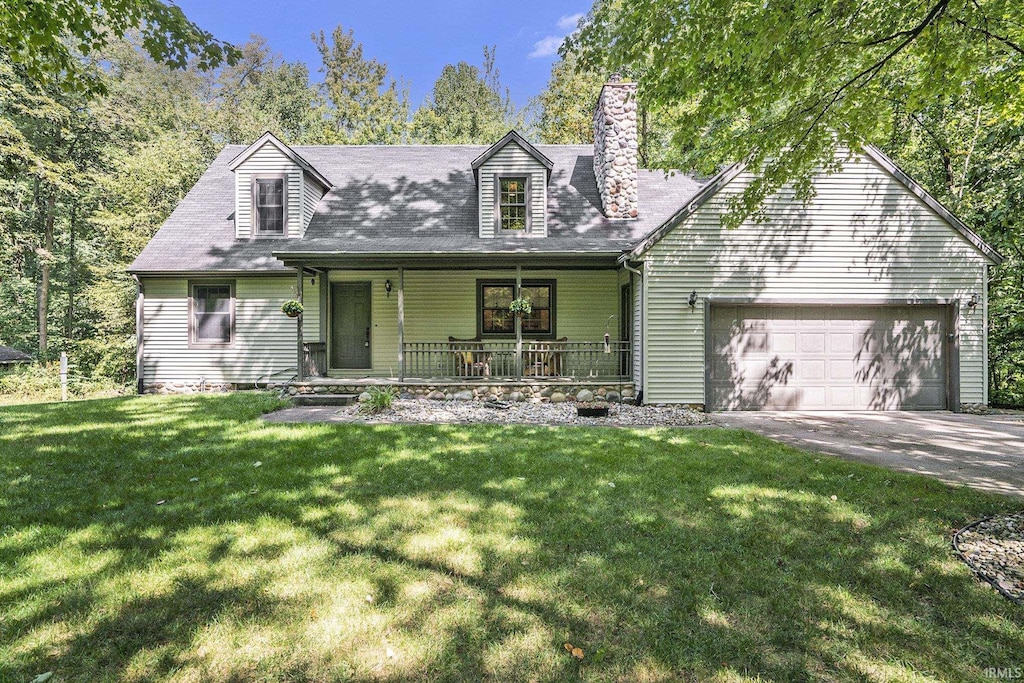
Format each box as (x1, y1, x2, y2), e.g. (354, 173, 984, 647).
(280, 254, 635, 387)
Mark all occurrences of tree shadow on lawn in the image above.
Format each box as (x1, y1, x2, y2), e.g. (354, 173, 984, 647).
(1, 394, 1022, 682)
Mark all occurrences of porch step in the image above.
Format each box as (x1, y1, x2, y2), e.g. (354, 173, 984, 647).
(290, 394, 360, 407)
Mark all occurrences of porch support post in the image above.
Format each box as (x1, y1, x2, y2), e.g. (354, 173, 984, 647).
(397, 267, 405, 381)
(515, 265, 522, 378)
(296, 263, 304, 382)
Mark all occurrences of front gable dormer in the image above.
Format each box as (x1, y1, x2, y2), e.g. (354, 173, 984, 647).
(471, 131, 553, 238)
(228, 132, 331, 239)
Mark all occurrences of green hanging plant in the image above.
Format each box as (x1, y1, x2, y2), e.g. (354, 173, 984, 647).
(508, 298, 532, 317)
(281, 300, 304, 317)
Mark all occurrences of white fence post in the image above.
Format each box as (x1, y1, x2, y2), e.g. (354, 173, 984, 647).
(60, 351, 68, 401)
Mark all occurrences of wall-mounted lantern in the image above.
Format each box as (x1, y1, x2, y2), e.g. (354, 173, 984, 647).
(384, 279, 393, 297)
(688, 290, 698, 309)
(966, 293, 980, 309)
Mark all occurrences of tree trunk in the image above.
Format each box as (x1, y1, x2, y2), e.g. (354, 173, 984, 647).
(38, 192, 55, 360)
(66, 202, 76, 341)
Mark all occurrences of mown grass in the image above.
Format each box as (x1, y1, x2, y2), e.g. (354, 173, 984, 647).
(0, 394, 1021, 682)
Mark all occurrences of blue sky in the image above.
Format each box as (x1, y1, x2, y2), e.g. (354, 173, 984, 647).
(176, 0, 592, 108)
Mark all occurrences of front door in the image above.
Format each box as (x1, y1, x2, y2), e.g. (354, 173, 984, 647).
(330, 282, 371, 369)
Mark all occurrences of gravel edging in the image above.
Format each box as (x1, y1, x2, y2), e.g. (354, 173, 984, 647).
(953, 511, 1024, 605)
(265, 399, 712, 428)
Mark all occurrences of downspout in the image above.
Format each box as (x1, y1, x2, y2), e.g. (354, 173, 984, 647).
(621, 260, 643, 404)
(132, 274, 144, 394)
(983, 263, 990, 406)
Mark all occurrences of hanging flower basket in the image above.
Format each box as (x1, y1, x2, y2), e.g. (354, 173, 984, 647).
(508, 298, 532, 317)
(281, 300, 304, 318)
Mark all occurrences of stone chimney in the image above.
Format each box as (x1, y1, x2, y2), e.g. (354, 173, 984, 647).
(593, 74, 638, 219)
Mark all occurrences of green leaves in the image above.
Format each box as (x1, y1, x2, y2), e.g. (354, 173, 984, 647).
(410, 47, 520, 144)
(572, 0, 1024, 218)
(0, 0, 240, 95)
(313, 25, 409, 145)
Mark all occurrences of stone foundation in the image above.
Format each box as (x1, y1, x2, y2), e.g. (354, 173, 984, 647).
(144, 381, 233, 394)
(279, 381, 636, 404)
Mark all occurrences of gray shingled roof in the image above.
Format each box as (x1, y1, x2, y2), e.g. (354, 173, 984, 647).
(128, 144, 706, 273)
(0, 345, 32, 364)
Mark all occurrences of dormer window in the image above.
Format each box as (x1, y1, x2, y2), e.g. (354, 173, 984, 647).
(253, 176, 286, 236)
(499, 177, 529, 231)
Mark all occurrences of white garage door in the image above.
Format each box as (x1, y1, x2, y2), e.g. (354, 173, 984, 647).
(708, 305, 949, 410)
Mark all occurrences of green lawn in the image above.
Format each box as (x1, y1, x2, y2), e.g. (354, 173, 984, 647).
(1, 395, 1021, 682)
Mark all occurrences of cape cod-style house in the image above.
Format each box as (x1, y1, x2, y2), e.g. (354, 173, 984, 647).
(128, 76, 1002, 410)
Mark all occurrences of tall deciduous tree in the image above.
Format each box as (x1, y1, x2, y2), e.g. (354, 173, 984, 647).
(313, 26, 408, 144)
(535, 51, 604, 145)
(0, 0, 238, 92)
(411, 47, 519, 144)
(213, 36, 325, 144)
(533, 49, 674, 167)
(571, 0, 1024, 217)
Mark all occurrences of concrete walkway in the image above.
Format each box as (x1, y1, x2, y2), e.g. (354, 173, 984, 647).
(713, 411, 1024, 498)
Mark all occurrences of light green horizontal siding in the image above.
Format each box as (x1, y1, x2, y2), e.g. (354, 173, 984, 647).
(478, 144, 548, 237)
(402, 269, 618, 341)
(327, 269, 620, 375)
(143, 270, 629, 382)
(643, 152, 990, 405)
(302, 274, 320, 342)
(142, 277, 300, 384)
(234, 142, 303, 238)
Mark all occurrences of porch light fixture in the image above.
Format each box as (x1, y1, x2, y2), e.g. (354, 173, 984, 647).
(687, 290, 698, 309)
(384, 279, 393, 297)
(967, 293, 980, 309)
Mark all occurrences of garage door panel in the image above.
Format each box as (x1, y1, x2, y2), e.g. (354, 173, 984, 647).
(709, 305, 948, 410)
(829, 332, 855, 354)
(800, 360, 826, 381)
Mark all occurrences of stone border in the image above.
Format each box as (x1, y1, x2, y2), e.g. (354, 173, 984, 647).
(953, 512, 1024, 605)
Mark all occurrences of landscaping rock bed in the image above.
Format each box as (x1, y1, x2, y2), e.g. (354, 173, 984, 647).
(265, 399, 711, 427)
(953, 511, 1024, 604)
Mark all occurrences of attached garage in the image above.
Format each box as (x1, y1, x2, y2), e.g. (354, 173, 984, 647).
(707, 304, 955, 410)
(634, 146, 1000, 410)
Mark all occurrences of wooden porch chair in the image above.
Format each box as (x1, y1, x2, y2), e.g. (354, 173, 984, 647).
(524, 337, 568, 377)
(448, 336, 491, 377)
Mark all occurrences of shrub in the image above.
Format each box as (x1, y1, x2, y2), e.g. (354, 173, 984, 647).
(991, 381, 1024, 409)
(72, 336, 136, 385)
(0, 362, 130, 403)
(359, 385, 398, 414)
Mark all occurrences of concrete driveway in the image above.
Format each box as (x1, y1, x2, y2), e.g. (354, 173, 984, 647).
(713, 411, 1024, 498)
